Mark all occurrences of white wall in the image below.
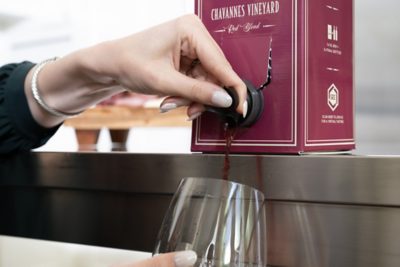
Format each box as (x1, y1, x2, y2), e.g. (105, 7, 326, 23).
(0, 0, 194, 64)
(354, 0, 400, 155)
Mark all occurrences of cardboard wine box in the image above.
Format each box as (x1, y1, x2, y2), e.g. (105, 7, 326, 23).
(191, 0, 355, 154)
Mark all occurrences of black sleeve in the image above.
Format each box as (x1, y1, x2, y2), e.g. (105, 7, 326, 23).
(0, 62, 61, 154)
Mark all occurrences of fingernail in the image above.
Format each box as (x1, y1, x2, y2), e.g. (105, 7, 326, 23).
(160, 103, 178, 113)
(187, 112, 202, 121)
(243, 100, 248, 118)
(211, 90, 232, 107)
(174, 250, 197, 267)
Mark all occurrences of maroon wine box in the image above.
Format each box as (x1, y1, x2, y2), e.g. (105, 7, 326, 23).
(191, 0, 355, 154)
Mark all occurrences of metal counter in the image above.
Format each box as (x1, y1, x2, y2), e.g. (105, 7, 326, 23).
(1, 152, 400, 266)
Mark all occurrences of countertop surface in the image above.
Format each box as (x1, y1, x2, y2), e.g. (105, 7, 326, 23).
(1, 152, 400, 205)
(2, 152, 400, 266)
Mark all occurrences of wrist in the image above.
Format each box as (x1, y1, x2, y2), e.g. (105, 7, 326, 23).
(40, 44, 124, 108)
(75, 41, 120, 86)
(25, 44, 125, 128)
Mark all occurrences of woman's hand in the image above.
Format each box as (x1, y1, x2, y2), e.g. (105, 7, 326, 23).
(84, 14, 247, 119)
(114, 251, 197, 267)
(25, 15, 246, 127)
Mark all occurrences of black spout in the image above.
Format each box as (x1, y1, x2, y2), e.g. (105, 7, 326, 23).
(205, 80, 264, 128)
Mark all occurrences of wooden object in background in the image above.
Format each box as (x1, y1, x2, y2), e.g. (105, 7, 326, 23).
(64, 106, 190, 151)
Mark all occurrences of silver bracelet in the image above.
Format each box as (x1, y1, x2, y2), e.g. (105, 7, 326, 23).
(31, 57, 82, 117)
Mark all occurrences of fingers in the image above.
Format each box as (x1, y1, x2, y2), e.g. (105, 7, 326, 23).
(184, 61, 220, 85)
(160, 96, 192, 113)
(179, 15, 247, 114)
(161, 70, 233, 109)
(160, 97, 205, 121)
(187, 102, 205, 121)
(115, 251, 197, 267)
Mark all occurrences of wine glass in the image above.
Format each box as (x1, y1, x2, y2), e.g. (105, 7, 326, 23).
(154, 177, 267, 267)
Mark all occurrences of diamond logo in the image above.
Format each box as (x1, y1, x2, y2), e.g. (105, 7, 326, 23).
(327, 84, 339, 111)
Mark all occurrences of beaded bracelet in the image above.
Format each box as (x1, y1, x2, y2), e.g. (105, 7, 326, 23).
(31, 57, 82, 117)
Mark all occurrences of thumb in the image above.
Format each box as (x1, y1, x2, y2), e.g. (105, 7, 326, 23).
(116, 251, 197, 267)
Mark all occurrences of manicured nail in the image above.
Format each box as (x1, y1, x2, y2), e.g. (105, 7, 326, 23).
(187, 112, 202, 121)
(211, 90, 232, 107)
(160, 103, 178, 113)
(243, 100, 248, 118)
(174, 250, 197, 267)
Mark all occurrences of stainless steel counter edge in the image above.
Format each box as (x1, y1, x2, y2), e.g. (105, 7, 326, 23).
(1, 152, 400, 206)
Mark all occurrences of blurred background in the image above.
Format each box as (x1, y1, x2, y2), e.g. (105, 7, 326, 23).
(0, 0, 399, 155)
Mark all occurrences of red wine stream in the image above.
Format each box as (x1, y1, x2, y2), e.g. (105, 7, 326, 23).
(222, 125, 265, 193)
(222, 125, 236, 180)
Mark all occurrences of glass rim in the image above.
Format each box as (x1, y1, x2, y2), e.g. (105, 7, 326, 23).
(181, 177, 265, 199)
